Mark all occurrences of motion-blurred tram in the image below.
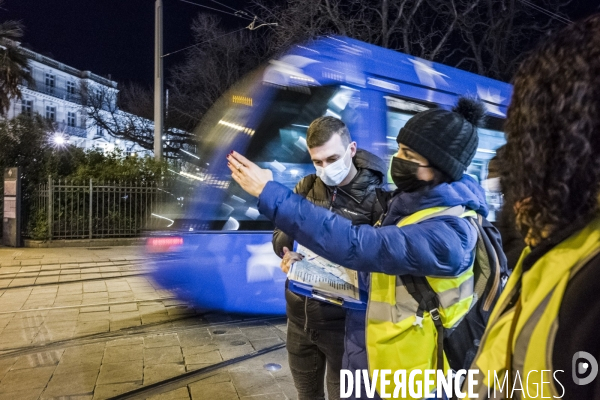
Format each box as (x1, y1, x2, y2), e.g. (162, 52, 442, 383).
(147, 36, 512, 315)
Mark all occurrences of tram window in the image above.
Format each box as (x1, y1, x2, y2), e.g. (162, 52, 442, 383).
(245, 86, 359, 166)
(384, 96, 435, 185)
(231, 85, 362, 229)
(384, 95, 506, 189)
(475, 118, 506, 221)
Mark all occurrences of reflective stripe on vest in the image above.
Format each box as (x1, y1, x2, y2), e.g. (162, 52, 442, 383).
(366, 206, 477, 399)
(467, 215, 600, 399)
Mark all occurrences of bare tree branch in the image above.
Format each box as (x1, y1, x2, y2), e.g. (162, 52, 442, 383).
(252, 0, 571, 81)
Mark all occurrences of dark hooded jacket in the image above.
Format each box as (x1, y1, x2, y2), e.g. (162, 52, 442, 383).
(272, 149, 387, 331)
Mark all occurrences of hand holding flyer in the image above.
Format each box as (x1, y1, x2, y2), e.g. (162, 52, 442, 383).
(287, 244, 367, 309)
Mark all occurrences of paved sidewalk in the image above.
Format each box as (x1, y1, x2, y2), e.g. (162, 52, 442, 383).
(0, 246, 294, 400)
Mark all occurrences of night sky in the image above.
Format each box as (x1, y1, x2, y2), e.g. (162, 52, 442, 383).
(4, 0, 600, 86)
(3, 0, 252, 86)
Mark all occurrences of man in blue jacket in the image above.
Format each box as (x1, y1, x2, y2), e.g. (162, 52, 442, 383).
(227, 98, 488, 399)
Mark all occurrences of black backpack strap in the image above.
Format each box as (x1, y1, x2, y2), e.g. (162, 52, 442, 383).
(375, 188, 389, 212)
(468, 215, 508, 313)
(402, 275, 445, 373)
(374, 189, 391, 227)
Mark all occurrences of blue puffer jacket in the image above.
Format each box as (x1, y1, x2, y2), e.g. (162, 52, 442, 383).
(258, 175, 488, 398)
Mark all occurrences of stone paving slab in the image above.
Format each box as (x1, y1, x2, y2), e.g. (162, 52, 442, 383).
(41, 368, 99, 398)
(147, 387, 191, 400)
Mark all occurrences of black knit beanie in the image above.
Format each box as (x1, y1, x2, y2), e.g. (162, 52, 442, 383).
(396, 97, 486, 181)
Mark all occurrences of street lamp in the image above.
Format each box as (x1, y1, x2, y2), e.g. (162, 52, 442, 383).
(53, 134, 66, 146)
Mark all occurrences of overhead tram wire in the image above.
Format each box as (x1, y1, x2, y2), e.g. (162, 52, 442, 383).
(161, 15, 277, 58)
(207, 0, 239, 13)
(518, 0, 572, 25)
(161, 27, 248, 58)
(518, 0, 571, 24)
(522, 1, 570, 25)
(177, 0, 272, 27)
(178, 0, 254, 21)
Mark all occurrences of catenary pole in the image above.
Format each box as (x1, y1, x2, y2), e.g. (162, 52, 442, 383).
(154, 0, 164, 160)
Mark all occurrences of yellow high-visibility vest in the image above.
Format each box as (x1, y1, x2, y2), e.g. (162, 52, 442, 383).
(366, 206, 477, 399)
(467, 215, 600, 399)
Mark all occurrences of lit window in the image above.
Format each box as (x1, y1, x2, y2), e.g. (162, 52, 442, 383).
(45, 106, 56, 122)
(67, 112, 76, 127)
(21, 100, 33, 117)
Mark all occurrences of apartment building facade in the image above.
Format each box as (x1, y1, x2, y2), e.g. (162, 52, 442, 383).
(7, 46, 150, 155)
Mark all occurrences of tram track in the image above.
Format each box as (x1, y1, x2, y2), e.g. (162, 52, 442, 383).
(3, 258, 151, 269)
(108, 341, 287, 400)
(0, 296, 176, 315)
(0, 261, 149, 277)
(0, 314, 286, 360)
(0, 257, 153, 291)
(0, 272, 150, 291)
(2, 267, 149, 280)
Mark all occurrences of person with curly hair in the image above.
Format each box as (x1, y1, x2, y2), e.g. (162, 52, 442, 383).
(465, 13, 600, 399)
(227, 97, 493, 399)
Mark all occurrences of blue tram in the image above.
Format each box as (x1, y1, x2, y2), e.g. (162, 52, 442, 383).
(147, 36, 512, 315)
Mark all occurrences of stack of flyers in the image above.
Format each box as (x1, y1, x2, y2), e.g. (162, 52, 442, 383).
(287, 244, 367, 309)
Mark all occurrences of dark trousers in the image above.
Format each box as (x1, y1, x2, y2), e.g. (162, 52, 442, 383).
(287, 319, 345, 400)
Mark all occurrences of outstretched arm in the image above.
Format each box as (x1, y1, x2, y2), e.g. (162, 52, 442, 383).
(227, 151, 475, 277)
(257, 181, 475, 277)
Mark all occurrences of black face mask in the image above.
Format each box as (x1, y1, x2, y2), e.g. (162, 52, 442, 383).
(390, 157, 433, 193)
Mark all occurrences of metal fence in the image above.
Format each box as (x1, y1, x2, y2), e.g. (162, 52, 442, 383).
(24, 178, 177, 240)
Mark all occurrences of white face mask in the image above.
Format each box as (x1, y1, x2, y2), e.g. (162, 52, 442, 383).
(315, 145, 353, 186)
(481, 177, 501, 192)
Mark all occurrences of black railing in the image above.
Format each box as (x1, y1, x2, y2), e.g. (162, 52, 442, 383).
(24, 179, 178, 240)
